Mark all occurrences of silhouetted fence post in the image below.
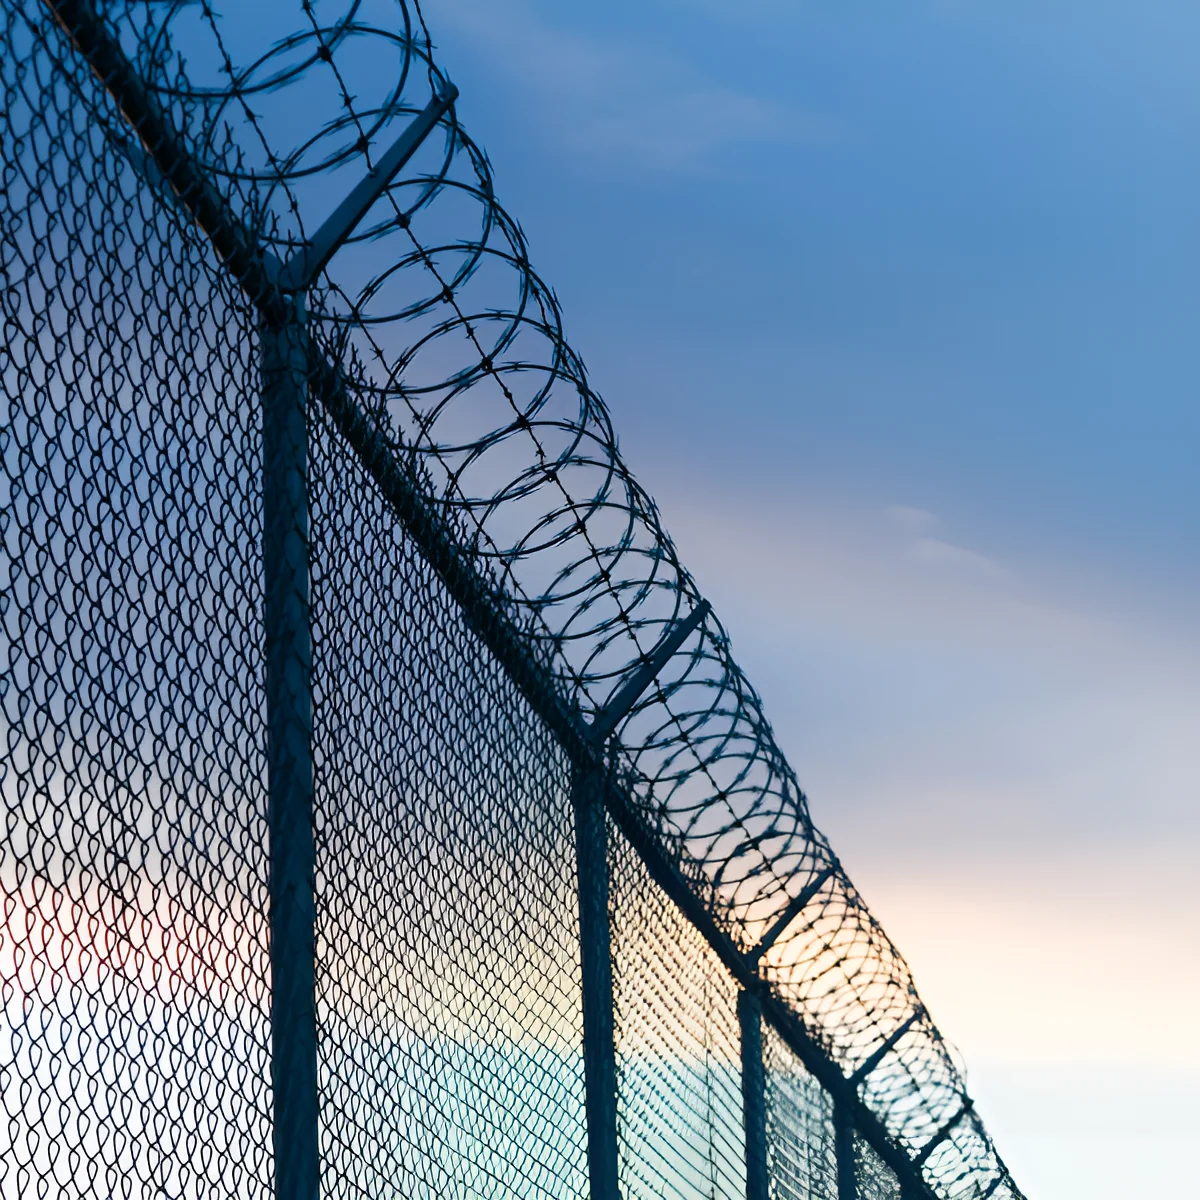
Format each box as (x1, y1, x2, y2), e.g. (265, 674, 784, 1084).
(573, 762, 620, 1200)
(835, 1100, 857, 1200)
(262, 297, 320, 1200)
(738, 988, 770, 1200)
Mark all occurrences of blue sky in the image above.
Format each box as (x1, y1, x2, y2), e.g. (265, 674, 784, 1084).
(428, 2, 1200, 1194)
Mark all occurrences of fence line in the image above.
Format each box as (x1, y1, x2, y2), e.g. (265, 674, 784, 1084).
(2, 2, 1024, 1197)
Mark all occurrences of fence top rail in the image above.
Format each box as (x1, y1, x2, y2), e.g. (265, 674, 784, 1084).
(35, 3, 1023, 1198)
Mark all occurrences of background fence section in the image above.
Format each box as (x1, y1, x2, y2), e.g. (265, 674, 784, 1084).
(2, 2, 1024, 1199)
(309, 404, 588, 1198)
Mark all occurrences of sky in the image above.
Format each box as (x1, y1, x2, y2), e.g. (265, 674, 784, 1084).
(426, 2, 1200, 1195)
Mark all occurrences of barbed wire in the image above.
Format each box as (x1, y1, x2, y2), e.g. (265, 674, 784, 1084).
(40, 3, 1023, 1196)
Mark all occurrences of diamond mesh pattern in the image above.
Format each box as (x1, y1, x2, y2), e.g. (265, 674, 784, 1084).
(610, 827, 746, 1200)
(763, 1022, 840, 1200)
(763, 1024, 838, 1200)
(1, 10, 271, 1198)
(857, 1136, 904, 1200)
(308, 404, 588, 1198)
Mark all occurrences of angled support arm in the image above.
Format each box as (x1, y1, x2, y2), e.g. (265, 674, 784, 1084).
(744, 865, 835, 969)
(913, 1099, 973, 1168)
(277, 84, 459, 293)
(848, 1010, 922, 1087)
(588, 600, 711, 743)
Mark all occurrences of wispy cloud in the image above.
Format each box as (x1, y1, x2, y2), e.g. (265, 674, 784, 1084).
(646, 476, 1200, 837)
(436, 0, 841, 169)
(911, 534, 1011, 581)
(885, 505, 1012, 582)
(884, 504, 938, 535)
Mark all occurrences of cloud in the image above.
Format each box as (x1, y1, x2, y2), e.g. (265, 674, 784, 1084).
(565, 86, 836, 168)
(884, 505, 1012, 582)
(436, 0, 841, 169)
(645, 478, 1200, 838)
(911, 534, 1011, 581)
(884, 504, 938, 534)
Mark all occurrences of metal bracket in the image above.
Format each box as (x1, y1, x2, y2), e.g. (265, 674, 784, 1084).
(745, 865, 835, 969)
(848, 1010, 922, 1087)
(587, 600, 710, 743)
(277, 84, 459, 293)
(913, 1099, 972, 1168)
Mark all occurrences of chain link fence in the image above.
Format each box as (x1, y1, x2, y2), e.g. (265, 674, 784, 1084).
(2, 2, 1024, 1198)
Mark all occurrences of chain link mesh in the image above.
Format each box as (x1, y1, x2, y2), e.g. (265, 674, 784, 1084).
(609, 826, 745, 1200)
(762, 1024, 838, 1200)
(1, 8, 271, 1197)
(308, 402, 588, 1198)
(856, 1136, 904, 1200)
(2, 1, 1025, 1198)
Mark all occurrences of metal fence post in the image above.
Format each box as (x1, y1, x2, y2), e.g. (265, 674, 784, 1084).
(573, 762, 620, 1200)
(835, 1101, 857, 1200)
(262, 296, 319, 1200)
(738, 989, 770, 1200)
